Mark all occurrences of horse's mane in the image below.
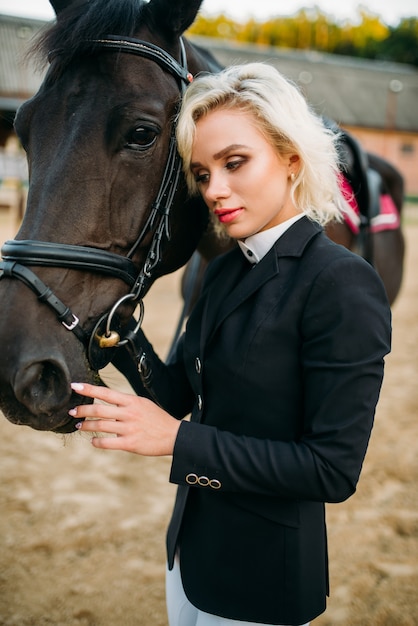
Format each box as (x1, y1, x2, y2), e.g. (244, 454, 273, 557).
(30, 0, 148, 70)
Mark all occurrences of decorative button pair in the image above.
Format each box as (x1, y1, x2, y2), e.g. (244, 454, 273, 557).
(186, 473, 221, 489)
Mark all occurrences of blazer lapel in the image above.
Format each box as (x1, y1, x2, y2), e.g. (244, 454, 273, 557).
(212, 251, 279, 335)
(198, 249, 248, 352)
(199, 217, 322, 351)
(198, 247, 278, 351)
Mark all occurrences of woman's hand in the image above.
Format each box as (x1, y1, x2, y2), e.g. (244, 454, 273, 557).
(69, 382, 181, 456)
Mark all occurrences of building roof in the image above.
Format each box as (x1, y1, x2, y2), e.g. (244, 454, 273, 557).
(191, 36, 418, 133)
(1, 14, 417, 132)
(0, 14, 45, 109)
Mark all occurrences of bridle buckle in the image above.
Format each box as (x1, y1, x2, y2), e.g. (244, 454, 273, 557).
(62, 313, 80, 331)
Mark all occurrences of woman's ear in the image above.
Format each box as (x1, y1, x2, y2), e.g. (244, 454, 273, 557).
(288, 154, 300, 176)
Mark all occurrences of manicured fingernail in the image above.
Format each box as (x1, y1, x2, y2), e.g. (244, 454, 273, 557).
(75, 422, 83, 430)
(71, 382, 84, 391)
(68, 408, 77, 416)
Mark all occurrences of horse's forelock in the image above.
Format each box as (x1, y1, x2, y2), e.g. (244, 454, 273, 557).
(30, 0, 149, 68)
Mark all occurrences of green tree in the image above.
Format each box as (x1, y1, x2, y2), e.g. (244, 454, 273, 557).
(186, 10, 418, 67)
(377, 18, 418, 66)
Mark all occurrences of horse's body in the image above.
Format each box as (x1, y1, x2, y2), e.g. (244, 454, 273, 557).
(0, 0, 404, 433)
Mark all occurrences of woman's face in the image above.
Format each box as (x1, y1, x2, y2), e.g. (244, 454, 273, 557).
(190, 108, 300, 240)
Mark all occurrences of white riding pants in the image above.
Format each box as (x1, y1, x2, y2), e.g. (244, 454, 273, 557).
(166, 556, 310, 626)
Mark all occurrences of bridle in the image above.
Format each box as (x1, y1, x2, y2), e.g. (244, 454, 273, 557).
(0, 35, 193, 371)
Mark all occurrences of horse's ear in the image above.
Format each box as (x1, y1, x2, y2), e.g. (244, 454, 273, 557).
(49, 0, 85, 16)
(146, 0, 204, 38)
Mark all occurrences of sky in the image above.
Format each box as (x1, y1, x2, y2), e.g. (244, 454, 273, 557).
(0, 0, 416, 26)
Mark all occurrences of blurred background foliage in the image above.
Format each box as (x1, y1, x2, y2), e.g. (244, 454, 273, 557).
(187, 7, 418, 66)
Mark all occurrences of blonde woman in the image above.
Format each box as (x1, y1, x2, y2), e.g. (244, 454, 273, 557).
(70, 63, 391, 626)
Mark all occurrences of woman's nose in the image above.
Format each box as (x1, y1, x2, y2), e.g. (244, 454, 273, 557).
(204, 172, 230, 203)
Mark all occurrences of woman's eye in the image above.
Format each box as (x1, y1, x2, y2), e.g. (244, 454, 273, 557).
(226, 159, 244, 171)
(125, 126, 158, 151)
(194, 172, 209, 184)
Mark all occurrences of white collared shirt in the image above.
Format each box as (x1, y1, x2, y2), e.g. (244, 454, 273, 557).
(237, 214, 304, 264)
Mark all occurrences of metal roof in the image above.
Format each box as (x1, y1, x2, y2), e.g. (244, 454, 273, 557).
(1, 15, 417, 132)
(191, 37, 418, 133)
(0, 14, 45, 108)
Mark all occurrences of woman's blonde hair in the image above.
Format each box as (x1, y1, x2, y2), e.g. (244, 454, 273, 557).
(176, 62, 347, 226)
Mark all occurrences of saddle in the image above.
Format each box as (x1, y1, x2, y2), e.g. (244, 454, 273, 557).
(324, 118, 400, 245)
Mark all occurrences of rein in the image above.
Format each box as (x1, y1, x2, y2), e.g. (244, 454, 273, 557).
(0, 36, 192, 371)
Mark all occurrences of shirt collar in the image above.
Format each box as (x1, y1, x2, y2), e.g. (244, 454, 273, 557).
(237, 214, 304, 264)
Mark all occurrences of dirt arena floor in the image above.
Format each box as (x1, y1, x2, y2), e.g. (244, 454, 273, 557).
(0, 208, 417, 626)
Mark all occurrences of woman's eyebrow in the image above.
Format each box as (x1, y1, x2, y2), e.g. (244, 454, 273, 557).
(213, 144, 248, 160)
(191, 144, 249, 169)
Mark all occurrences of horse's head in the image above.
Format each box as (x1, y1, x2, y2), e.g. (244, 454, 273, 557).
(0, 0, 211, 432)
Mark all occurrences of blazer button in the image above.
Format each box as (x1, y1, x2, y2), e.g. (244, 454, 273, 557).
(197, 394, 203, 410)
(195, 357, 202, 374)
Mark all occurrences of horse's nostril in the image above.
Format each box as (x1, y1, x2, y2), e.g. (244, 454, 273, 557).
(14, 360, 71, 416)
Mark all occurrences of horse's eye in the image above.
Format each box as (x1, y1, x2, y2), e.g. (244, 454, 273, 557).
(125, 125, 158, 151)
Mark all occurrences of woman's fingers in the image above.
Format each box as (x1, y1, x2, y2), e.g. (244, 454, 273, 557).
(71, 382, 127, 406)
(76, 419, 135, 451)
(76, 418, 119, 433)
(69, 401, 122, 421)
(89, 435, 129, 450)
(68, 382, 180, 456)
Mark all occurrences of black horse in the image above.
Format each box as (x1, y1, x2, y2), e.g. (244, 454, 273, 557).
(0, 0, 404, 433)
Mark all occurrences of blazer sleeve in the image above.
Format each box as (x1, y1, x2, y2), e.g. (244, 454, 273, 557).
(170, 254, 392, 503)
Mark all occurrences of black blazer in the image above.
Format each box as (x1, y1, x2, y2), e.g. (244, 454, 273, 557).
(138, 217, 391, 625)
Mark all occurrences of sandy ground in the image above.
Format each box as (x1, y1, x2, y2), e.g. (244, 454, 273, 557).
(0, 208, 417, 626)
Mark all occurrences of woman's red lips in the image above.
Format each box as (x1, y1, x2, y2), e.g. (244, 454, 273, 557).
(214, 208, 244, 224)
